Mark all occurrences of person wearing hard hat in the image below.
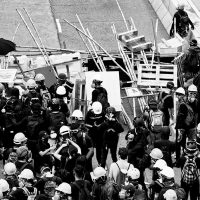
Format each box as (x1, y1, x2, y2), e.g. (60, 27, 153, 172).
(91, 74, 110, 112)
(53, 182, 72, 200)
(70, 109, 94, 172)
(170, 2, 194, 38)
(85, 101, 105, 165)
(175, 140, 199, 200)
(163, 189, 177, 200)
(0, 179, 10, 199)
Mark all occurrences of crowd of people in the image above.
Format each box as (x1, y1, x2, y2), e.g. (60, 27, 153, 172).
(0, 68, 200, 200)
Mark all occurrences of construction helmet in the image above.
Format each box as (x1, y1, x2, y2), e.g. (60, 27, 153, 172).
(18, 169, 34, 180)
(93, 74, 103, 83)
(71, 110, 83, 120)
(92, 101, 102, 114)
(160, 166, 175, 179)
(56, 86, 66, 96)
(163, 189, 177, 200)
(153, 159, 167, 170)
(56, 182, 71, 194)
(0, 179, 9, 193)
(4, 162, 17, 175)
(35, 73, 45, 82)
(13, 132, 27, 145)
(59, 125, 70, 136)
(26, 79, 36, 89)
(175, 87, 185, 95)
(0, 83, 5, 93)
(188, 84, 197, 92)
(90, 167, 106, 180)
(150, 148, 163, 160)
(127, 168, 140, 180)
(58, 73, 67, 81)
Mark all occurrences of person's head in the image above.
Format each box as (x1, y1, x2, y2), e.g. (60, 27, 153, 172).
(48, 126, 57, 140)
(57, 73, 67, 85)
(31, 102, 42, 114)
(118, 147, 128, 160)
(166, 82, 174, 93)
(39, 131, 49, 143)
(44, 181, 57, 198)
(35, 73, 45, 87)
(105, 107, 116, 121)
(160, 166, 175, 185)
(16, 146, 29, 161)
(76, 155, 87, 168)
(40, 165, 51, 178)
(73, 165, 84, 180)
(126, 131, 135, 143)
(71, 109, 84, 123)
(55, 182, 71, 200)
(13, 132, 27, 147)
(153, 159, 167, 178)
(18, 169, 34, 187)
(133, 116, 145, 129)
(150, 148, 163, 164)
(188, 84, 197, 103)
(126, 168, 140, 184)
(59, 126, 70, 143)
(163, 189, 177, 200)
(148, 99, 158, 111)
(91, 74, 103, 88)
(10, 87, 20, 99)
(160, 126, 170, 140)
(190, 39, 198, 47)
(26, 79, 37, 92)
(4, 162, 17, 176)
(0, 179, 10, 197)
(50, 98, 60, 111)
(56, 86, 66, 98)
(92, 101, 102, 115)
(185, 140, 198, 157)
(175, 87, 185, 102)
(177, 3, 185, 10)
(90, 167, 107, 183)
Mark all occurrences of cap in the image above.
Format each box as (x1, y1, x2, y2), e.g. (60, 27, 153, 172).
(90, 167, 106, 180)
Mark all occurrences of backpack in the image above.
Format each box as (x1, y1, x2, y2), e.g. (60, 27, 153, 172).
(104, 128, 117, 147)
(49, 112, 65, 132)
(74, 181, 93, 200)
(101, 181, 120, 200)
(181, 156, 198, 185)
(184, 103, 194, 127)
(115, 163, 130, 188)
(149, 110, 163, 131)
(22, 187, 37, 200)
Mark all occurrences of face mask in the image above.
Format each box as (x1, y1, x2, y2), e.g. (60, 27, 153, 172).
(53, 193, 60, 200)
(50, 133, 57, 139)
(189, 97, 195, 103)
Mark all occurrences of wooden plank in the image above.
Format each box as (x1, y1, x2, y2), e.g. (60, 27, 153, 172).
(140, 73, 175, 79)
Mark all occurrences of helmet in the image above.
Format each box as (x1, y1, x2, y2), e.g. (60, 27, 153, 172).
(163, 189, 177, 200)
(16, 146, 29, 158)
(71, 110, 83, 120)
(92, 101, 102, 114)
(56, 86, 66, 96)
(188, 84, 197, 92)
(35, 73, 45, 82)
(90, 167, 106, 180)
(58, 73, 67, 81)
(0, 179, 9, 192)
(175, 87, 185, 95)
(150, 148, 163, 160)
(51, 98, 60, 105)
(56, 182, 71, 194)
(13, 132, 27, 145)
(93, 74, 103, 83)
(133, 117, 145, 128)
(59, 125, 70, 136)
(153, 159, 167, 170)
(26, 79, 36, 89)
(4, 162, 17, 175)
(127, 168, 140, 180)
(0, 83, 5, 93)
(19, 169, 34, 180)
(160, 166, 175, 178)
(166, 81, 174, 90)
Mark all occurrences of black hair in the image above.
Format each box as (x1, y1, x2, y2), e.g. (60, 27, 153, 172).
(74, 165, 84, 178)
(118, 147, 128, 159)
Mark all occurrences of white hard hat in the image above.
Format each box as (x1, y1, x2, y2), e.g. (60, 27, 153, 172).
(19, 169, 34, 180)
(127, 168, 140, 180)
(0, 179, 9, 193)
(13, 132, 27, 145)
(160, 166, 175, 178)
(188, 84, 197, 92)
(92, 101, 102, 114)
(93, 74, 103, 83)
(153, 159, 167, 170)
(56, 182, 71, 194)
(26, 79, 36, 89)
(90, 167, 106, 180)
(35, 73, 45, 82)
(56, 86, 66, 96)
(150, 148, 163, 160)
(4, 162, 17, 175)
(163, 189, 177, 200)
(71, 110, 83, 120)
(175, 87, 185, 95)
(59, 125, 70, 136)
